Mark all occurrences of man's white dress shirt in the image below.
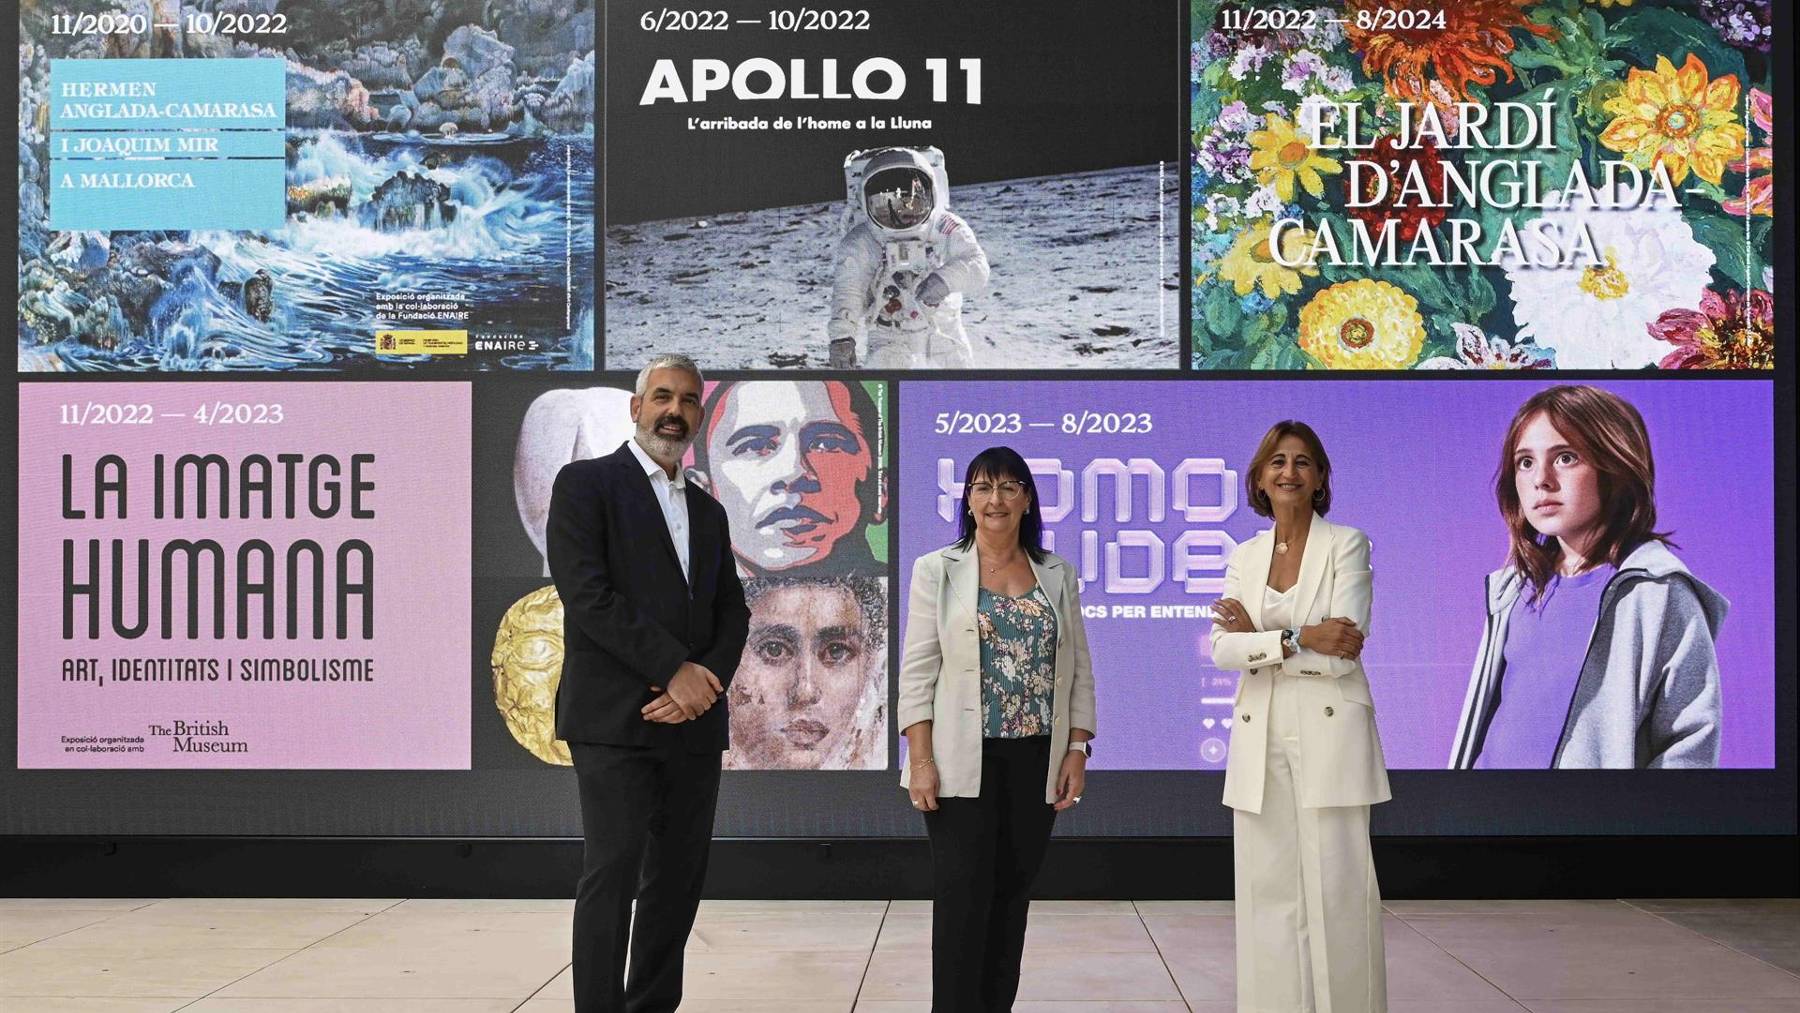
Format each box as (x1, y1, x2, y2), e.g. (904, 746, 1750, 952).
(626, 437, 691, 583)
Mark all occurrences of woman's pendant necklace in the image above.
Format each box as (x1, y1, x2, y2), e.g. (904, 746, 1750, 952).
(1275, 539, 1289, 555)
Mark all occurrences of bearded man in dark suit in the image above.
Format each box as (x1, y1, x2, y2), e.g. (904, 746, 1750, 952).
(547, 353, 749, 1013)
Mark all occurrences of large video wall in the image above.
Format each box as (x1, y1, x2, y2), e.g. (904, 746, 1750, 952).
(3, 0, 1791, 838)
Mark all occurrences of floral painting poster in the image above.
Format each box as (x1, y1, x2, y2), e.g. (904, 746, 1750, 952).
(1189, 0, 1774, 370)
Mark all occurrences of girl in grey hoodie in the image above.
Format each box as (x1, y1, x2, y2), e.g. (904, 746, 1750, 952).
(1450, 385, 1727, 770)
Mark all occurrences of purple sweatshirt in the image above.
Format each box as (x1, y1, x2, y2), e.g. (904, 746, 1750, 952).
(1475, 565, 1615, 769)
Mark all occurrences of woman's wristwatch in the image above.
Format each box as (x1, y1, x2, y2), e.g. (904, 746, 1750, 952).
(1280, 627, 1300, 655)
(1068, 741, 1091, 757)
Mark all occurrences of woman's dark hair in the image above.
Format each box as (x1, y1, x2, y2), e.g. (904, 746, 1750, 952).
(1496, 385, 1670, 602)
(1246, 420, 1333, 518)
(952, 446, 1046, 562)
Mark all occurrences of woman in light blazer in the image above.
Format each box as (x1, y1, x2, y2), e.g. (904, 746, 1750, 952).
(898, 445, 1096, 1013)
(1210, 420, 1391, 1013)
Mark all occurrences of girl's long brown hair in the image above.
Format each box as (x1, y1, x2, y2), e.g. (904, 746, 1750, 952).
(1496, 386, 1670, 603)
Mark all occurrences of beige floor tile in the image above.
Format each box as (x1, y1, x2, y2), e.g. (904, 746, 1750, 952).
(183, 1001, 522, 1012)
(0, 899, 160, 912)
(859, 946, 944, 1000)
(699, 899, 889, 914)
(1140, 912, 1235, 1001)
(1383, 916, 1517, 999)
(1394, 903, 1693, 935)
(865, 943, 1184, 1002)
(144, 898, 400, 915)
(689, 907, 885, 952)
(537, 965, 573, 1000)
(309, 911, 568, 950)
(1388, 1003, 1527, 1013)
(0, 1001, 186, 1013)
(870, 912, 1159, 952)
(1385, 899, 1636, 916)
(1634, 905, 1800, 977)
(1627, 899, 1800, 914)
(1147, 913, 1511, 1002)
(874, 911, 931, 950)
(381, 898, 575, 916)
(873, 907, 1153, 953)
(208, 939, 569, 999)
(1012, 1003, 1195, 1012)
(658, 1003, 848, 1013)
(1014, 951, 1184, 1001)
(0, 945, 291, 998)
(678, 950, 871, 1001)
(884, 900, 933, 916)
(1521, 1001, 1800, 1013)
(14, 896, 1795, 1013)
(1401, 912, 1800, 1000)
(1134, 900, 1236, 917)
(1025, 914, 1157, 952)
(864, 949, 1184, 1002)
(29, 906, 376, 951)
(884, 900, 1135, 916)
(1023, 901, 1142, 915)
(0, 909, 121, 951)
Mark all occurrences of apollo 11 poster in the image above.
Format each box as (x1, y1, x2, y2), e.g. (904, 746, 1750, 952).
(603, 1, 1182, 371)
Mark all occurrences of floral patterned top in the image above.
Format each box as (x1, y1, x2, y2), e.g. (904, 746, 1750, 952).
(977, 585, 1058, 738)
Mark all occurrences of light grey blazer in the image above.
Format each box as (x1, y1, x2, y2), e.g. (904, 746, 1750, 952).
(897, 545, 1097, 804)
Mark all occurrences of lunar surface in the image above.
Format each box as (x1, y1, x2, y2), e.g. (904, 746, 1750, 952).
(604, 164, 1179, 370)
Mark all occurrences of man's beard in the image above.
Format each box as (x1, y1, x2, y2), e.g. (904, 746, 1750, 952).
(636, 413, 693, 460)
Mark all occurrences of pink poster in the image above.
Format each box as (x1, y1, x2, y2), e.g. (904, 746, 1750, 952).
(16, 383, 472, 769)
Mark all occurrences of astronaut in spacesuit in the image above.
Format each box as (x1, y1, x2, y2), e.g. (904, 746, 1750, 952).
(827, 147, 990, 369)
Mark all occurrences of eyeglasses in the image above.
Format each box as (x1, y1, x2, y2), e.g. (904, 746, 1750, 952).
(968, 480, 1026, 501)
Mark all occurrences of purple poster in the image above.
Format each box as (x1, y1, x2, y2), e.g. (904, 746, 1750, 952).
(16, 382, 472, 769)
(898, 379, 1774, 770)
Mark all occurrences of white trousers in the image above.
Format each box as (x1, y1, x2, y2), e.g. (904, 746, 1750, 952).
(1233, 674, 1387, 1013)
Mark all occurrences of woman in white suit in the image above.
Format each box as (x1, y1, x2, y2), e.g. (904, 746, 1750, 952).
(1210, 420, 1391, 1013)
(898, 445, 1097, 1012)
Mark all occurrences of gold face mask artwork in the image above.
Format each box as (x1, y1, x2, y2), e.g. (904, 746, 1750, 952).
(490, 585, 572, 766)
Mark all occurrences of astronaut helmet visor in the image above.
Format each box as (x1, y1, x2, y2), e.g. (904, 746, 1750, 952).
(864, 167, 935, 229)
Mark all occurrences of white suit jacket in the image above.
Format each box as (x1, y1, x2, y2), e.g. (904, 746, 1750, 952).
(1212, 515, 1391, 813)
(897, 546, 1096, 804)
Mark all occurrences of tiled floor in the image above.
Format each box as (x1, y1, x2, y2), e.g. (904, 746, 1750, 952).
(1, 898, 1796, 1011)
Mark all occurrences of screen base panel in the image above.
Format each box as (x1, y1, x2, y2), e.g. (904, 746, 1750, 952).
(3, 836, 1794, 900)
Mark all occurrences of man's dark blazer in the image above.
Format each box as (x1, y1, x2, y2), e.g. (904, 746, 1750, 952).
(547, 441, 750, 751)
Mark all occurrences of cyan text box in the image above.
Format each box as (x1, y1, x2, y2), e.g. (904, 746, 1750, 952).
(50, 160, 286, 230)
(50, 129, 288, 160)
(49, 58, 285, 130)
